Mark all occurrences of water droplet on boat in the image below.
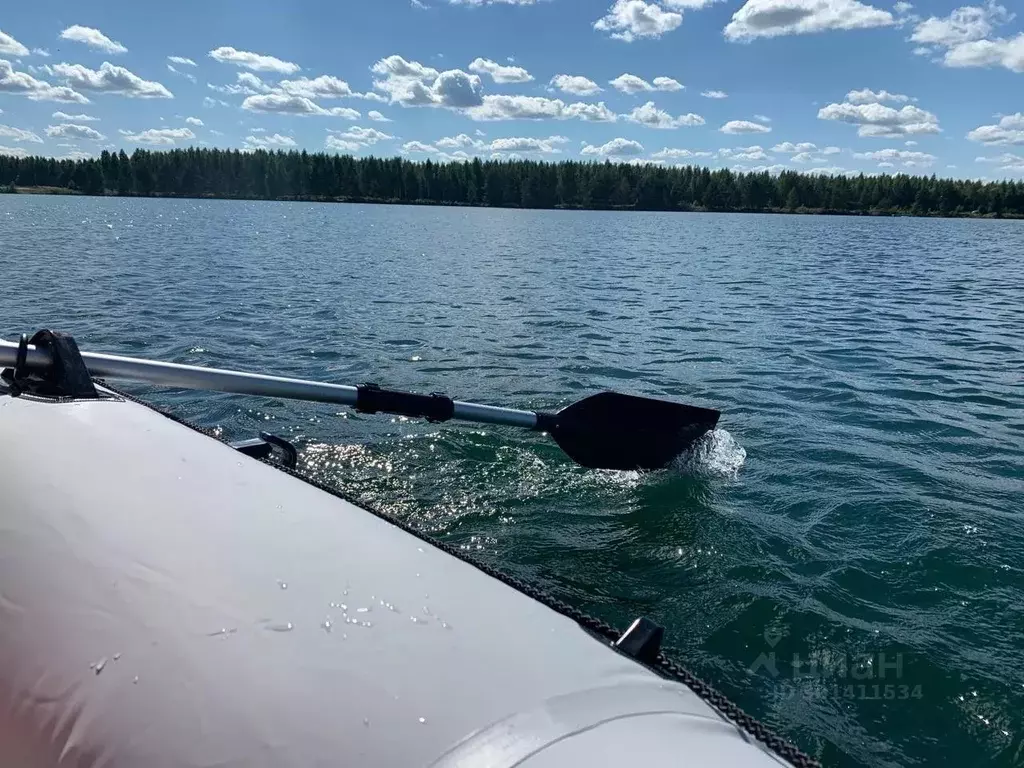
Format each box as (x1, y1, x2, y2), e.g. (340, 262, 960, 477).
(422, 606, 431, 615)
(266, 622, 294, 632)
(356, 607, 370, 613)
(277, 580, 288, 590)
(133, 676, 139, 684)
(93, 658, 107, 675)
(342, 589, 349, 596)
(361, 621, 373, 628)
(418, 717, 427, 724)
(113, 653, 121, 661)
(441, 621, 450, 629)
(411, 616, 425, 624)
(321, 619, 332, 633)
(207, 627, 237, 637)
(363, 718, 370, 727)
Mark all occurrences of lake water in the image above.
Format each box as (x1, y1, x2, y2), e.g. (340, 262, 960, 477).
(2, 195, 1022, 767)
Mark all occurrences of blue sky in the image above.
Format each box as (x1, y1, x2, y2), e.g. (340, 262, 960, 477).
(1, 0, 1023, 178)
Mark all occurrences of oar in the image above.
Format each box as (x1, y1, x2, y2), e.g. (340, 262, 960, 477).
(0, 339, 719, 471)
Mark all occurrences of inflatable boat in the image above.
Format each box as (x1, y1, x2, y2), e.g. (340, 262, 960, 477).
(0, 331, 815, 767)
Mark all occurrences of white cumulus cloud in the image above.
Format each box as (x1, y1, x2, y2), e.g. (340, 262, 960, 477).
(208, 72, 273, 96)
(185, 116, 203, 126)
(720, 119, 772, 133)
(468, 57, 533, 83)
(853, 147, 937, 166)
(0, 59, 89, 103)
(701, 89, 728, 98)
(594, 0, 683, 42)
(466, 95, 617, 122)
(910, 3, 1023, 73)
(967, 113, 1024, 145)
(243, 133, 297, 149)
(488, 135, 569, 153)
(651, 147, 715, 160)
(372, 56, 483, 108)
(332, 125, 395, 145)
(119, 127, 196, 145)
(818, 100, 940, 137)
(279, 75, 354, 99)
(0, 29, 29, 57)
(564, 101, 618, 121)
(436, 133, 483, 149)
(610, 73, 683, 94)
(942, 34, 1024, 72)
(975, 152, 1024, 171)
(326, 136, 363, 152)
(241, 93, 360, 118)
(209, 46, 300, 74)
(724, 0, 895, 40)
(46, 123, 106, 141)
(402, 140, 437, 153)
(719, 145, 770, 161)
(626, 101, 705, 128)
(653, 76, 684, 91)
(773, 141, 817, 152)
(368, 110, 391, 122)
(60, 26, 127, 54)
(0, 124, 43, 142)
(52, 62, 173, 99)
(549, 74, 602, 95)
(581, 137, 645, 157)
(53, 111, 98, 121)
(911, 3, 1005, 47)
(846, 88, 912, 104)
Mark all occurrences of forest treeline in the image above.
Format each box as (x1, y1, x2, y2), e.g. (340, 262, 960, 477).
(1, 148, 1023, 217)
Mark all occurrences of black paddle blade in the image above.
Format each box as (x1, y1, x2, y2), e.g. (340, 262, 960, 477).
(537, 391, 721, 471)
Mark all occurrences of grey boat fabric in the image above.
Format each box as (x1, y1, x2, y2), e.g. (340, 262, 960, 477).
(0, 391, 790, 767)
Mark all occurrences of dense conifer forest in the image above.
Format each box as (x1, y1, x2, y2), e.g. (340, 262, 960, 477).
(2, 148, 1022, 217)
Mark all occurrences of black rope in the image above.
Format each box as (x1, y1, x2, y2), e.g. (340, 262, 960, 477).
(95, 380, 820, 768)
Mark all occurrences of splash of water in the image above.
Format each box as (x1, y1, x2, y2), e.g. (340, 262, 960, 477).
(673, 429, 746, 478)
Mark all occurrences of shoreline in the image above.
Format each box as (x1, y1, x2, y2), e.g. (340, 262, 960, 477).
(2, 186, 1020, 220)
